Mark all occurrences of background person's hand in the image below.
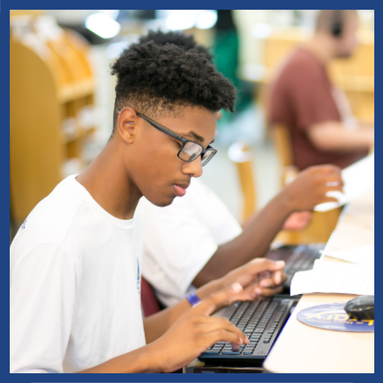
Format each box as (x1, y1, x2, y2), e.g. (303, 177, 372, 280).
(281, 164, 344, 212)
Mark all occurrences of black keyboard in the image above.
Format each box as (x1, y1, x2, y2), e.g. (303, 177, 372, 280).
(282, 243, 323, 287)
(198, 296, 296, 365)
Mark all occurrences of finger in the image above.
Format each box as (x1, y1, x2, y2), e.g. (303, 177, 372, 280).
(257, 285, 284, 297)
(325, 185, 344, 192)
(313, 164, 341, 174)
(273, 269, 285, 285)
(265, 260, 285, 272)
(230, 342, 241, 351)
(240, 272, 287, 299)
(238, 279, 277, 300)
(308, 164, 341, 177)
(193, 282, 243, 316)
(325, 180, 340, 187)
(200, 316, 248, 344)
(259, 271, 287, 288)
(325, 185, 344, 194)
(244, 260, 285, 287)
(207, 328, 249, 348)
(321, 173, 344, 186)
(248, 259, 285, 273)
(257, 271, 285, 290)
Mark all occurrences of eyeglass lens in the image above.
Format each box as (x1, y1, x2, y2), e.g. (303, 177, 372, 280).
(178, 142, 215, 166)
(201, 150, 215, 166)
(179, 142, 202, 161)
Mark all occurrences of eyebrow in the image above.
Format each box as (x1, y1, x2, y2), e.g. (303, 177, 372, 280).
(183, 131, 215, 146)
(183, 131, 205, 144)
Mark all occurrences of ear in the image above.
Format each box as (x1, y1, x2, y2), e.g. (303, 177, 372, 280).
(116, 107, 139, 144)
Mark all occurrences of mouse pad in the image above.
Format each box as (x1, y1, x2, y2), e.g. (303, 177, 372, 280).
(297, 303, 374, 332)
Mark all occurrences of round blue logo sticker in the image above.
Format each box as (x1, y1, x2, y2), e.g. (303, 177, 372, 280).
(297, 303, 374, 332)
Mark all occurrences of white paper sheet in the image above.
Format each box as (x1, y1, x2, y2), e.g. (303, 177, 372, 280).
(290, 260, 374, 296)
(321, 245, 374, 266)
(314, 153, 374, 212)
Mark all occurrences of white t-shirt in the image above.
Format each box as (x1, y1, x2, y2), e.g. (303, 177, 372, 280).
(10, 175, 146, 373)
(138, 178, 242, 307)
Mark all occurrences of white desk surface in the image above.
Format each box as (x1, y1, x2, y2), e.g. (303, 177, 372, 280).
(263, 191, 374, 373)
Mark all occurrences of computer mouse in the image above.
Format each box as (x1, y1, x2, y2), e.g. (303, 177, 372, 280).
(344, 295, 374, 320)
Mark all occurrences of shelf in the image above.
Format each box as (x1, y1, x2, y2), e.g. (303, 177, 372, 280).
(63, 126, 96, 144)
(10, 16, 96, 223)
(58, 78, 94, 102)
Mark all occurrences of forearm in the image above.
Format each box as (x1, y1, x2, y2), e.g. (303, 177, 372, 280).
(78, 343, 161, 373)
(143, 279, 223, 343)
(193, 193, 292, 286)
(144, 299, 190, 343)
(308, 122, 374, 152)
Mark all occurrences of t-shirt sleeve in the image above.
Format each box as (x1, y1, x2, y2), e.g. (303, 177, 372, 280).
(10, 242, 80, 373)
(286, 62, 339, 130)
(139, 198, 219, 307)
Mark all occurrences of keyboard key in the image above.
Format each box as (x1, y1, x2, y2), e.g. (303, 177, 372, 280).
(198, 297, 294, 363)
(222, 351, 241, 355)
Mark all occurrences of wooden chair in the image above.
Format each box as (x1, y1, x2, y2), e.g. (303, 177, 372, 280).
(270, 124, 299, 187)
(270, 124, 342, 245)
(227, 141, 256, 222)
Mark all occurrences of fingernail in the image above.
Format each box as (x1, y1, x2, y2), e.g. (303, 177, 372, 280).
(231, 282, 243, 293)
(275, 274, 281, 284)
(239, 338, 243, 344)
(254, 288, 261, 296)
(276, 261, 285, 267)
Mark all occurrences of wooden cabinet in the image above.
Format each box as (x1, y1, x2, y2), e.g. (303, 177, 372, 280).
(10, 15, 96, 224)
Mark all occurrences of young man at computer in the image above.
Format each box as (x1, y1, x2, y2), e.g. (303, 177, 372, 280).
(10, 38, 343, 373)
(135, 31, 345, 307)
(9, 37, 285, 374)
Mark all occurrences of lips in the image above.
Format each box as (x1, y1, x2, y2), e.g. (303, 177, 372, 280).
(173, 182, 190, 197)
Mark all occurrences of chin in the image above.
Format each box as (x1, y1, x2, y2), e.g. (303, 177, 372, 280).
(147, 194, 176, 208)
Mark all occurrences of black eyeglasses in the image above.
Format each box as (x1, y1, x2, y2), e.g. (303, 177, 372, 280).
(117, 108, 217, 166)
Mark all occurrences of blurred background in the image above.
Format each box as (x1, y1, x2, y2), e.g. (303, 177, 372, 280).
(9, 9, 374, 240)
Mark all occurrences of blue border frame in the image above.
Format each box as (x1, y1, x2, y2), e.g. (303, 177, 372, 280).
(4, 1, 380, 382)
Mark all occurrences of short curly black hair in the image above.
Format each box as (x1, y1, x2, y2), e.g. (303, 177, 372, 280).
(110, 40, 236, 131)
(138, 30, 214, 62)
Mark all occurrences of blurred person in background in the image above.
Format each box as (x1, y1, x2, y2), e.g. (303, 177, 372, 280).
(214, 10, 252, 124)
(267, 10, 374, 171)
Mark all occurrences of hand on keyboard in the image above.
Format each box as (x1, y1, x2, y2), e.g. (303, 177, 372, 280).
(148, 283, 249, 372)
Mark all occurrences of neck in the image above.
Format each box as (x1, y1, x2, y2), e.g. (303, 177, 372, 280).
(304, 33, 335, 65)
(76, 139, 141, 220)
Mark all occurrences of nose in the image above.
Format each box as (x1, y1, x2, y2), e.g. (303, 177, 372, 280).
(182, 156, 203, 178)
